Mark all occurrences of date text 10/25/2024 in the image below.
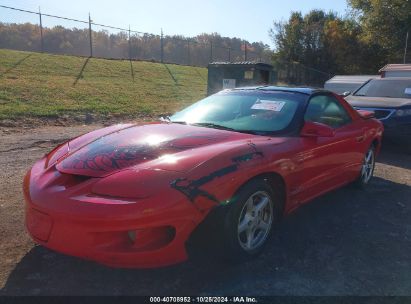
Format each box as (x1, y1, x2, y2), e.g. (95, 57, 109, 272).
(149, 297, 258, 303)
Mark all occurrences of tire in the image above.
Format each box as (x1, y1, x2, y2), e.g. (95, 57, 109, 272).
(221, 178, 281, 262)
(354, 145, 376, 188)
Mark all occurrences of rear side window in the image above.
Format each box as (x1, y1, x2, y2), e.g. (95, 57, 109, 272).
(305, 95, 352, 128)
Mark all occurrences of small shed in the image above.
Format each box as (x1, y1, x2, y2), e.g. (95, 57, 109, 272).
(324, 75, 379, 94)
(379, 64, 411, 78)
(207, 62, 275, 95)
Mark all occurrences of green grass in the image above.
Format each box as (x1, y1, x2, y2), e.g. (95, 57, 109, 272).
(0, 49, 208, 119)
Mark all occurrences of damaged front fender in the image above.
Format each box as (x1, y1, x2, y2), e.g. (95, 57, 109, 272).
(170, 143, 266, 211)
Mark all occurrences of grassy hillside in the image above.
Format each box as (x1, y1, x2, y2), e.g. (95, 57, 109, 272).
(0, 49, 207, 119)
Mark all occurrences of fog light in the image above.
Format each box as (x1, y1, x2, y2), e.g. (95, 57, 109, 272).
(127, 226, 175, 251)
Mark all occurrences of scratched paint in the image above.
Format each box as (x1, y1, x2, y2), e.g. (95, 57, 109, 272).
(171, 151, 264, 203)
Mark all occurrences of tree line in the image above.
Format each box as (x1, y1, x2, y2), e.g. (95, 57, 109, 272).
(270, 0, 411, 81)
(2, 1, 409, 84)
(0, 22, 272, 66)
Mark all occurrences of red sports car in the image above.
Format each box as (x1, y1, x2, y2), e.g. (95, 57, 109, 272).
(23, 87, 383, 268)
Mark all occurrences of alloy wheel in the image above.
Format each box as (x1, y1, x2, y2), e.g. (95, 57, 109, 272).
(237, 191, 273, 251)
(361, 147, 375, 184)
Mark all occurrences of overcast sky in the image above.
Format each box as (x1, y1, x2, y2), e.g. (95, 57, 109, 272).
(0, 0, 348, 47)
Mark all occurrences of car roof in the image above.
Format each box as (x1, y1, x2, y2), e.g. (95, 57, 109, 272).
(368, 77, 411, 81)
(230, 85, 328, 95)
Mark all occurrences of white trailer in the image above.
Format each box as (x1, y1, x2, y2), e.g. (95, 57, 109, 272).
(324, 75, 379, 94)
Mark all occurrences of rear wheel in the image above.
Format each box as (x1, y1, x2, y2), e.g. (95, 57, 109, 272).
(222, 178, 281, 261)
(354, 145, 375, 188)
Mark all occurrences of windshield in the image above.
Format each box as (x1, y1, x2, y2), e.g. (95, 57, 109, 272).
(170, 91, 305, 134)
(354, 79, 411, 98)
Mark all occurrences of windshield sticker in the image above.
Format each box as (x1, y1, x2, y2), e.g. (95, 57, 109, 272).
(405, 88, 411, 95)
(251, 99, 286, 112)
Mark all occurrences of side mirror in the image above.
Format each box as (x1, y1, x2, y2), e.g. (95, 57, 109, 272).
(301, 121, 335, 138)
(340, 91, 351, 97)
(356, 109, 375, 119)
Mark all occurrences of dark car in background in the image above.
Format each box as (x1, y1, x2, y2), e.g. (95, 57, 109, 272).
(345, 78, 411, 152)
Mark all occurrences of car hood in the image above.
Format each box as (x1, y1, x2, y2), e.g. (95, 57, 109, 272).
(345, 96, 411, 108)
(56, 123, 258, 177)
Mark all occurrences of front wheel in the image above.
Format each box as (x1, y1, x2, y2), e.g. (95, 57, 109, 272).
(222, 178, 281, 261)
(354, 145, 375, 188)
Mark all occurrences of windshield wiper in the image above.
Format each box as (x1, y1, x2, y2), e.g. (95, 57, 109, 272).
(191, 122, 237, 131)
(191, 122, 264, 135)
(160, 117, 187, 124)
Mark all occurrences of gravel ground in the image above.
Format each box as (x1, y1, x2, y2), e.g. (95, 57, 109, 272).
(0, 124, 410, 296)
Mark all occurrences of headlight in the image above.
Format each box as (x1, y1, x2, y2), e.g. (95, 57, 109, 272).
(91, 169, 181, 199)
(45, 143, 69, 168)
(395, 109, 411, 117)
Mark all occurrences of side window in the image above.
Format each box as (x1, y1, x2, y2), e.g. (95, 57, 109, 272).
(304, 95, 352, 128)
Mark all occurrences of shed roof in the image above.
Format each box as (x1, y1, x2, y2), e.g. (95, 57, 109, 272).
(379, 64, 411, 73)
(209, 61, 273, 68)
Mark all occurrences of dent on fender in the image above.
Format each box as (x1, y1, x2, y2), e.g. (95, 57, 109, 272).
(170, 151, 264, 204)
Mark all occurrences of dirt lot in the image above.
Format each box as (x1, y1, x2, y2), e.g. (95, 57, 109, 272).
(0, 124, 410, 296)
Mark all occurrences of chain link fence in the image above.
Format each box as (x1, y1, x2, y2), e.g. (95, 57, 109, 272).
(274, 61, 332, 87)
(0, 5, 272, 67)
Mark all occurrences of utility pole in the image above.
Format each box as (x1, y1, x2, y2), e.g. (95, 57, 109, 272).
(244, 41, 247, 61)
(88, 13, 93, 57)
(228, 47, 231, 62)
(404, 31, 409, 64)
(128, 25, 131, 60)
(160, 28, 164, 63)
(39, 7, 44, 52)
(210, 41, 213, 62)
(187, 40, 190, 66)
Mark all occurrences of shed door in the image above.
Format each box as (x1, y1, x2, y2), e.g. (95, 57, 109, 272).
(260, 70, 269, 84)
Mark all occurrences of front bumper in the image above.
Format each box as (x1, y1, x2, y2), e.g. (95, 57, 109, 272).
(23, 157, 206, 268)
